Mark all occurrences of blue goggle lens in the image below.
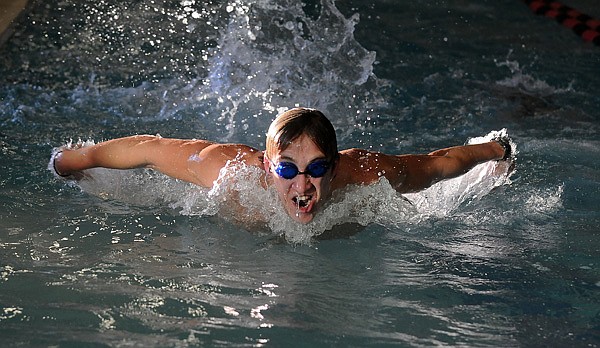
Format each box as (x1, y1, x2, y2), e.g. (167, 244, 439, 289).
(274, 160, 330, 179)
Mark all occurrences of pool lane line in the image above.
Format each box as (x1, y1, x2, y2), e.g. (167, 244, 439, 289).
(523, 0, 600, 46)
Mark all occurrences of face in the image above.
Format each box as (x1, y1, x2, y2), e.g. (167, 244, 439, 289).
(264, 134, 336, 224)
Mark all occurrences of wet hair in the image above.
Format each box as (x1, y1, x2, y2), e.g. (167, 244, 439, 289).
(266, 108, 339, 163)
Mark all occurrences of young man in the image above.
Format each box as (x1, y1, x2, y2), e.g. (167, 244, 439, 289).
(52, 107, 512, 224)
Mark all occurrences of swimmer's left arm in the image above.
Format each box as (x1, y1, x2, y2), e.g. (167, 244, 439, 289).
(387, 141, 507, 193)
(339, 141, 506, 192)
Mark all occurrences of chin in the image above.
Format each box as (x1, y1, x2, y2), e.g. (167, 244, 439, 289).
(285, 203, 316, 224)
(291, 212, 315, 224)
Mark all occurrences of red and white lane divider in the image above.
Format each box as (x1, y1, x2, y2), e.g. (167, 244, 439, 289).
(523, 0, 600, 45)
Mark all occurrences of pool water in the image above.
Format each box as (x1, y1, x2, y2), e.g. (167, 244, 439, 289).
(1, 0, 599, 346)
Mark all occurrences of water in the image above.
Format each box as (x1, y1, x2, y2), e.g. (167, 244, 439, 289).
(1, 0, 599, 346)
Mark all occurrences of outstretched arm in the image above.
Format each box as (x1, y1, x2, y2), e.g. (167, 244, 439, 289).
(394, 141, 507, 192)
(52, 135, 260, 187)
(337, 140, 509, 193)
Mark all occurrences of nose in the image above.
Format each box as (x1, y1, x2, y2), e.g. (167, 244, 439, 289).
(292, 173, 312, 192)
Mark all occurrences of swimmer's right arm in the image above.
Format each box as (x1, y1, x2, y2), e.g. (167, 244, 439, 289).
(53, 135, 228, 187)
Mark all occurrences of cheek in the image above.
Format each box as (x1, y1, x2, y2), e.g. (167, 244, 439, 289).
(313, 178, 326, 192)
(315, 176, 333, 195)
(272, 176, 291, 194)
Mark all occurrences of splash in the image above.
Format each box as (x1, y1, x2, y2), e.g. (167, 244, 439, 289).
(524, 184, 564, 215)
(184, 161, 416, 243)
(494, 51, 574, 96)
(46, 0, 384, 143)
(196, 0, 383, 141)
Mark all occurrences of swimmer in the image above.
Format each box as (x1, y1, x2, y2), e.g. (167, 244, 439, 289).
(51, 107, 513, 224)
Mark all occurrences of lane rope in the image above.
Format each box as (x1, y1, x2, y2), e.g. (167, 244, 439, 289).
(523, 0, 600, 45)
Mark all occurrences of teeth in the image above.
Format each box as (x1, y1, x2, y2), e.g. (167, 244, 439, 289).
(294, 195, 311, 208)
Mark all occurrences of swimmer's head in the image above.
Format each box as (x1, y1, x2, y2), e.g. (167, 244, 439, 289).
(265, 108, 338, 162)
(265, 108, 339, 224)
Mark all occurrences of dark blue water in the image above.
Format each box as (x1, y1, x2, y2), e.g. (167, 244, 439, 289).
(1, 0, 599, 347)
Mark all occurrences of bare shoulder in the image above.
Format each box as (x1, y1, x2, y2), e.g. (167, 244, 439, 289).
(144, 138, 263, 187)
(199, 143, 263, 168)
(333, 148, 401, 189)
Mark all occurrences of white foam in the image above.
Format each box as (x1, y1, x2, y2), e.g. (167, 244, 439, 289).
(524, 184, 564, 215)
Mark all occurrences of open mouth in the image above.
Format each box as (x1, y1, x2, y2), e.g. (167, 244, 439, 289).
(292, 195, 312, 209)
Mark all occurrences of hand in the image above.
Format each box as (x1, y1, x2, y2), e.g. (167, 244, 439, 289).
(50, 140, 91, 180)
(493, 135, 513, 161)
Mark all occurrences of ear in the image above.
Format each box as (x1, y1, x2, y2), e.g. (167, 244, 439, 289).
(263, 155, 271, 174)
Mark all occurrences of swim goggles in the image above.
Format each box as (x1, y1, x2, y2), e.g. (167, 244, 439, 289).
(269, 159, 331, 180)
